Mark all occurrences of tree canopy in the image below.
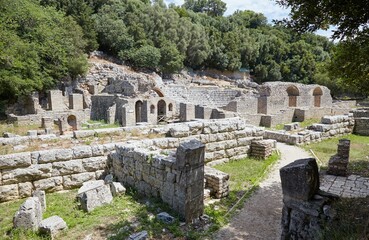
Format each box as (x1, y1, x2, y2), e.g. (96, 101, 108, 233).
(277, 0, 369, 95)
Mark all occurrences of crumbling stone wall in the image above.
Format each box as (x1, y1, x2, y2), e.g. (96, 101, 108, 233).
(353, 108, 369, 136)
(0, 144, 118, 202)
(280, 158, 335, 239)
(327, 139, 350, 176)
(264, 114, 354, 145)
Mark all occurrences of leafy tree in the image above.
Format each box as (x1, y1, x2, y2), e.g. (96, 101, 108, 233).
(183, 0, 227, 17)
(125, 45, 161, 69)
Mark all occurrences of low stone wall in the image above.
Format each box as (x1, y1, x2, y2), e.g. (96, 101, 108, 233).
(109, 139, 205, 222)
(0, 143, 118, 202)
(204, 166, 229, 198)
(264, 115, 354, 145)
(353, 108, 369, 136)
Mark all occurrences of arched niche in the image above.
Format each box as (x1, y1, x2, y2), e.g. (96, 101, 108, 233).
(286, 85, 300, 107)
(313, 87, 323, 107)
(67, 115, 77, 130)
(157, 99, 166, 122)
(135, 100, 143, 123)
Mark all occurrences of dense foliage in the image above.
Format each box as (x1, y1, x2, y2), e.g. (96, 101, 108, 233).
(1, 0, 339, 102)
(277, 0, 369, 95)
(0, 0, 88, 100)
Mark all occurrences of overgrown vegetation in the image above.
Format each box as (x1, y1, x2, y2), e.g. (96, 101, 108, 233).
(304, 134, 369, 176)
(0, 154, 279, 239)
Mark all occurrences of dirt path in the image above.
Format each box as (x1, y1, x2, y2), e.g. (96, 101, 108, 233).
(214, 143, 311, 240)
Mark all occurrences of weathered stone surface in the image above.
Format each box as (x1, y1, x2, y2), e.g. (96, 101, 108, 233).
(33, 177, 63, 192)
(2, 164, 52, 184)
(13, 197, 42, 230)
(128, 230, 148, 240)
(327, 139, 350, 176)
(77, 183, 113, 212)
(35, 150, 57, 163)
(32, 190, 46, 212)
(77, 180, 105, 195)
(18, 182, 33, 198)
(82, 156, 106, 172)
(55, 149, 73, 161)
(104, 174, 114, 184)
(110, 182, 126, 197)
(280, 158, 319, 201)
(169, 125, 190, 138)
(63, 172, 96, 189)
(157, 212, 175, 224)
(52, 160, 84, 176)
(91, 145, 105, 156)
(39, 215, 67, 237)
(72, 146, 92, 159)
(0, 184, 19, 202)
(0, 152, 31, 170)
(176, 139, 205, 168)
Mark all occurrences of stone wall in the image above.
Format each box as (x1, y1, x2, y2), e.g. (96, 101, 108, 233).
(353, 108, 369, 136)
(264, 114, 354, 145)
(109, 139, 205, 222)
(0, 144, 118, 202)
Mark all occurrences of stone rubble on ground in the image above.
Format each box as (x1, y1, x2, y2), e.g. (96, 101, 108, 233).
(13, 197, 43, 231)
(77, 180, 113, 212)
(128, 230, 148, 240)
(157, 212, 175, 224)
(39, 215, 68, 238)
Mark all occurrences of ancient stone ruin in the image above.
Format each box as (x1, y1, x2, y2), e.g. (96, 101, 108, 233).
(327, 139, 350, 176)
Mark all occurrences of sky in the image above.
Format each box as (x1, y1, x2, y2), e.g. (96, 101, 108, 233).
(164, 0, 334, 39)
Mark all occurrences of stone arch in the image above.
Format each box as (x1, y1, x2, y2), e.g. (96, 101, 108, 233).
(67, 115, 77, 130)
(153, 87, 164, 97)
(313, 87, 323, 107)
(286, 85, 299, 107)
(135, 100, 143, 123)
(157, 99, 166, 122)
(150, 104, 155, 114)
(168, 103, 173, 111)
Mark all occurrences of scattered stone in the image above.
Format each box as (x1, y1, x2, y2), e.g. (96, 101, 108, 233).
(39, 215, 67, 238)
(77, 181, 113, 212)
(13, 197, 42, 230)
(104, 174, 114, 184)
(284, 122, 300, 131)
(110, 182, 126, 197)
(32, 190, 46, 212)
(157, 212, 175, 224)
(327, 139, 350, 176)
(27, 130, 38, 137)
(3, 132, 16, 138)
(128, 230, 148, 240)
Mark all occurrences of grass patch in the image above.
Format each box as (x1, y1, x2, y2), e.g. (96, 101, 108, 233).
(320, 197, 369, 240)
(272, 118, 321, 131)
(304, 134, 369, 176)
(82, 120, 120, 129)
(0, 121, 41, 136)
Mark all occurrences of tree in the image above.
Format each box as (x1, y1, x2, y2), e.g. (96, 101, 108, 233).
(183, 0, 227, 17)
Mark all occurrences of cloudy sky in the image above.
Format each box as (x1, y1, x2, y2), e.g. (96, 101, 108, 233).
(164, 0, 334, 38)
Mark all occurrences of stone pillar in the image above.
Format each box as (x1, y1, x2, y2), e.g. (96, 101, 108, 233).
(180, 103, 195, 122)
(69, 94, 84, 110)
(327, 139, 350, 176)
(174, 139, 205, 223)
(280, 158, 333, 240)
(48, 90, 64, 111)
(41, 117, 53, 129)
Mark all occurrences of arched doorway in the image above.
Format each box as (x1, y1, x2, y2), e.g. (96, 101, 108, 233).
(286, 85, 299, 107)
(157, 100, 166, 122)
(135, 101, 143, 123)
(67, 115, 77, 130)
(313, 87, 323, 107)
(168, 103, 173, 111)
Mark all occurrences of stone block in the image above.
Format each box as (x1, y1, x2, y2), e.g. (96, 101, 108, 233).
(27, 130, 38, 137)
(157, 212, 175, 224)
(176, 140, 205, 168)
(2, 164, 52, 184)
(39, 215, 67, 238)
(77, 180, 105, 195)
(72, 146, 92, 159)
(169, 125, 190, 138)
(13, 197, 42, 230)
(32, 190, 46, 212)
(33, 177, 63, 192)
(280, 158, 319, 201)
(0, 184, 19, 202)
(128, 231, 148, 240)
(35, 150, 57, 164)
(18, 182, 33, 198)
(63, 172, 96, 189)
(52, 160, 84, 176)
(77, 183, 113, 212)
(110, 182, 126, 197)
(0, 152, 31, 170)
(55, 149, 73, 161)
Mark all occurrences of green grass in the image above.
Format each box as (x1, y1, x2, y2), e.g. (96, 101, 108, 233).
(0, 154, 279, 240)
(82, 120, 120, 129)
(0, 121, 42, 136)
(320, 197, 369, 240)
(272, 118, 321, 131)
(304, 134, 369, 176)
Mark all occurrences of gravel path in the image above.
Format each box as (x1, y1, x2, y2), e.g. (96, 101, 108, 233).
(214, 143, 311, 240)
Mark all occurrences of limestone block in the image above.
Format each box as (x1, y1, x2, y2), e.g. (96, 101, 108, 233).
(0, 184, 19, 202)
(169, 125, 190, 138)
(63, 172, 95, 189)
(13, 197, 42, 230)
(55, 149, 73, 161)
(280, 158, 319, 201)
(157, 212, 175, 224)
(2, 163, 52, 184)
(110, 182, 126, 197)
(95, 170, 105, 180)
(77, 180, 105, 195)
(18, 182, 33, 198)
(128, 231, 148, 240)
(33, 177, 63, 192)
(82, 157, 106, 172)
(27, 130, 38, 137)
(32, 190, 46, 212)
(77, 183, 113, 212)
(73, 130, 95, 139)
(176, 140, 205, 168)
(91, 145, 105, 156)
(153, 138, 169, 149)
(103, 143, 117, 152)
(36, 150, 57, 164)
(202, 122, 219, 134)
(218, 121, 237, 133)
(187, 121, 203, 135)
(72, 146, 92, 159)
(39, 215, 67, 237)
(0, 152, 31, 170)
(52, 160, 84, 176)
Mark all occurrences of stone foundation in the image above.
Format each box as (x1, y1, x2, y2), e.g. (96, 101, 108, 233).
(327, 139, 350, 176)
(204, 166, 229, 198)
(250, 139, 276, 159)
